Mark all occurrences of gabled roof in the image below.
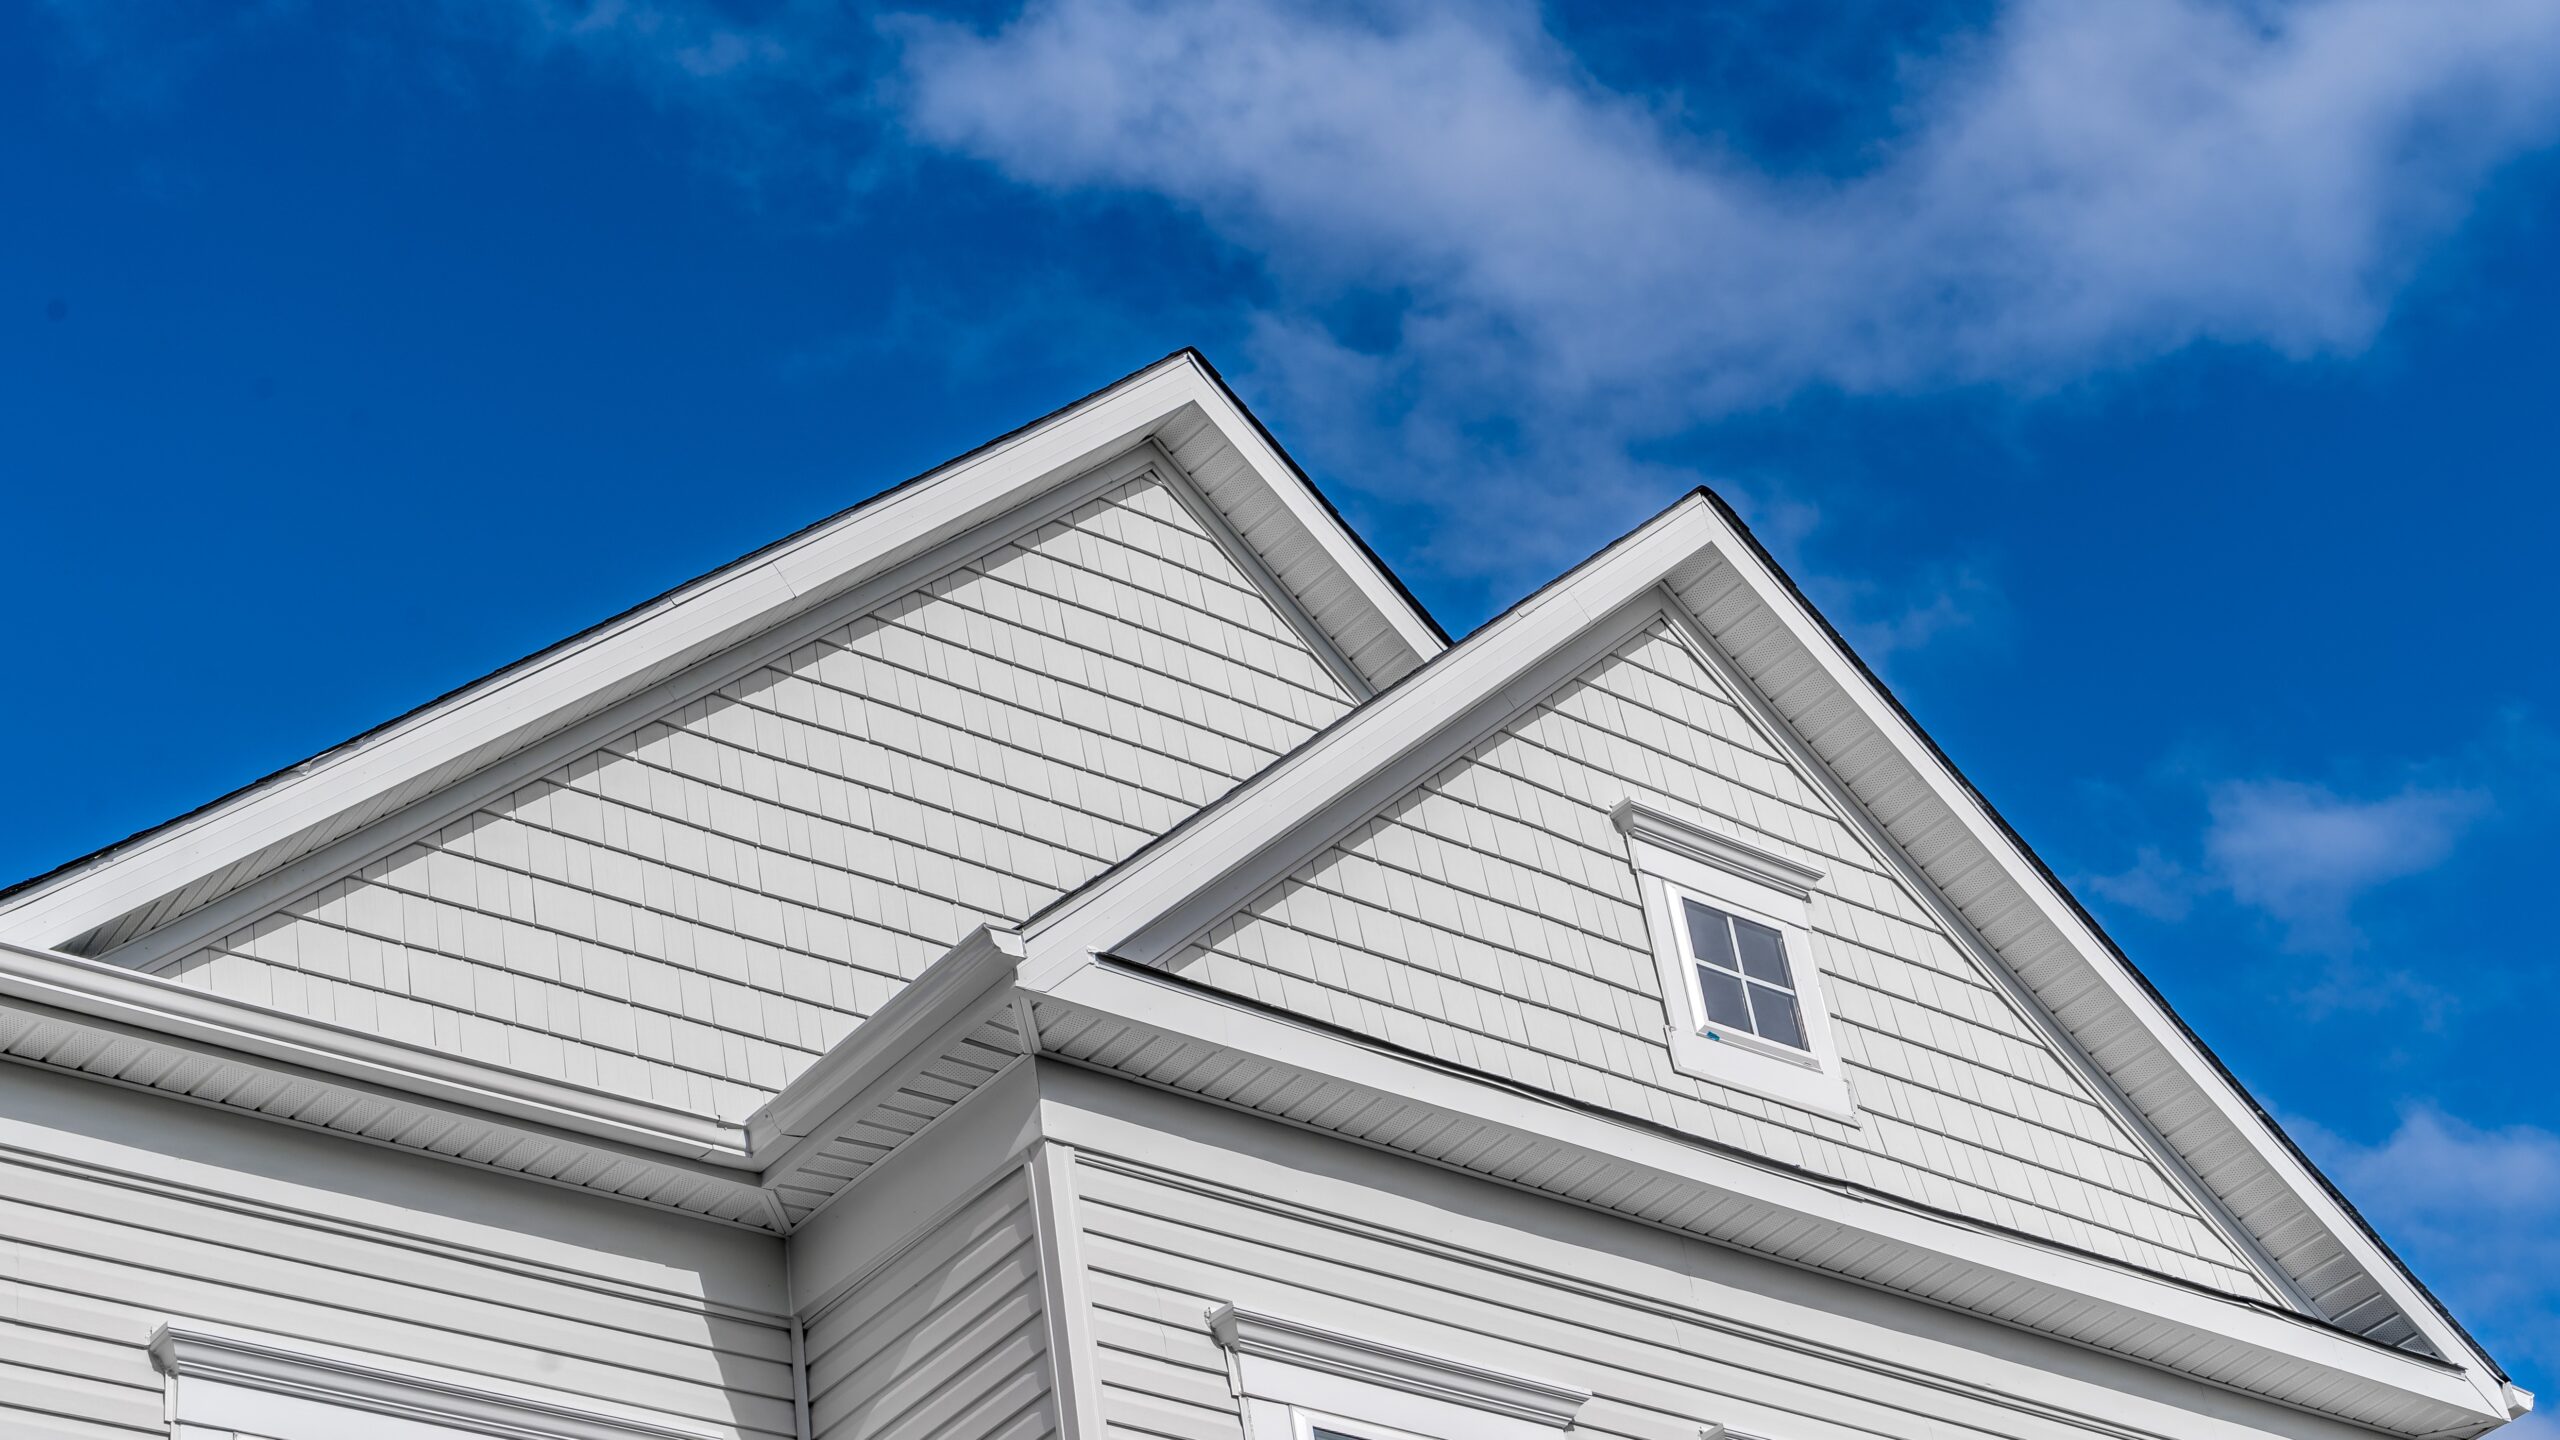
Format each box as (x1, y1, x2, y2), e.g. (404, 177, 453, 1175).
(1008, 488, 2521, 1432)
(0, 355, 2518, 1432)
(0, 350, 1445, 960)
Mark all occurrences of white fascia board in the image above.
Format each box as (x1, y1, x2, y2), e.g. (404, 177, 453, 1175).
(1691, 502, 2510, 1399)
(1022, 496, 1720, 974)
(0, 938, 749, 1163)
(0, 352, 1435, 953)
(1172, 358, 1447, 667)
(1032, 959, 2502, 1431)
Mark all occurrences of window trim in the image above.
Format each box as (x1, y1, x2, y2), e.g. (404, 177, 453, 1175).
(1209, 1303, 1588, 1440)
(150, 1321, 712, 1440)
(1297, 1411, 1444, 1440)
(1614, 799, 1859, 1124)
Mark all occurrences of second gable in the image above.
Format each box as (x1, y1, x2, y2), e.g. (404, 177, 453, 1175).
(1156, 613, 2282, 1302)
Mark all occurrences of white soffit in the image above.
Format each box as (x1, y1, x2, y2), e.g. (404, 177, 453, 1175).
(1015, 490, 2508, 1408)
(0, 350, 1444, 957)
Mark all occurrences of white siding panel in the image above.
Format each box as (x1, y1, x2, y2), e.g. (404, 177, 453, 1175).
(160, 474, 1357, 1122)
(1074, 1151, 2341, 1440)
(0, 1068, 793, 1440)
(804, 1173, 1057, 1440)
(1158, 618, 2271, 1298)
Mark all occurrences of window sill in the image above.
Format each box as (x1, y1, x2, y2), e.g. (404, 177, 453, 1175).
(1664, 1021, 1861, 1125)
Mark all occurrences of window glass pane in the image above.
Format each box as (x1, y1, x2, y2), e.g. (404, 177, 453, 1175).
(1732, 917, 1791, 986)
(1748, 983, 1807, 1050)
(1695, 963, 1753, 1030)
(1312, 1431, 1370, 1440)
(1683, 899, 1738, 972)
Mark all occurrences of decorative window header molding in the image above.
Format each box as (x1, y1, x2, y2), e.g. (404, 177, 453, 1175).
(1209, 1304, 1589, 1432)
(1611, 799, 1824, 898)
(149, 1322, 714, 1440)
(1614, 796, 1857, 1123)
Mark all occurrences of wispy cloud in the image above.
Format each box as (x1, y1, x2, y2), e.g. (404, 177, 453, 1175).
(377, 0, 2560, 606)
(2083, 707, 2560, 960)
(892, 0, 2560, 587)
(2293, 1104, 2560, 1376)
(2204, 778, 2489, 948)
(2092, 774, 2489, 954)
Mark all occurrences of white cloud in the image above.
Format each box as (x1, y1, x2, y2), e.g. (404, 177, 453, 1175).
(892, 0, 2560, 587)
(2086, 773, 2489, 954)
(411, 0, 2560, 612)
(2086, 845, 2201, 923)
(2203, 778, 2488, 949)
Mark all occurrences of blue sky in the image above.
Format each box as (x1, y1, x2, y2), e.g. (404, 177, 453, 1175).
(7, 0, 2557, 1410)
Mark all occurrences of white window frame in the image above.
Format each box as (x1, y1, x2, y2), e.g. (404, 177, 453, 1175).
(1295, 1410, 1444, 1440)
(1209, 1304, 1587, 1440)
(1614, 798, 1858, 1124)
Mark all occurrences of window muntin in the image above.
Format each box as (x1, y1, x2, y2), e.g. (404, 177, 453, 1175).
(1681, 897, 1806, 1051)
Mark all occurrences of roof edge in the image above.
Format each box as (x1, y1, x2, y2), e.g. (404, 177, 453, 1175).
(1689, 483, 2514, 1388)
(0, 350, 1444, 956)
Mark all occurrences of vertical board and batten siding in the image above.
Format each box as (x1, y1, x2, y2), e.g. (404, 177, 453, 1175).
(152, 473, 1357, 1123)
(1159, 616, 2273, 1299)
(803, 1172, 1057, 1440)
(0, 1066, 792, 1440)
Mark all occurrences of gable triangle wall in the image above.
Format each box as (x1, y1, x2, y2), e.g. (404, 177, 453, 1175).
(140, 465, 1359, 1123)
(1158, 610, 2282, 1300)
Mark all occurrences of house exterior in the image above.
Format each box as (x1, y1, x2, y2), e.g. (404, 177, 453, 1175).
(0, 350, 2527, 1440)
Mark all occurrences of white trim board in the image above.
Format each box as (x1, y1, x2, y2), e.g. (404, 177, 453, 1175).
(1211, 1302, 1589, 1440)
(0, 351, 1441, 957)
(152, 1321, 717, 1440)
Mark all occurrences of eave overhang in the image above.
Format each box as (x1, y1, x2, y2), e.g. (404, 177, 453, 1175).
(1019, 954, 2513, 1439)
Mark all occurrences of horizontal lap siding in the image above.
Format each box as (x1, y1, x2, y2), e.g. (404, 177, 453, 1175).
(805, 1174, 1056, 1440)
(1163, 620, 2269, 1298)
(1078, 1157, 2159, 1440)
(164, 475, 1355, 1122)
(0, 1147, 791, 1440)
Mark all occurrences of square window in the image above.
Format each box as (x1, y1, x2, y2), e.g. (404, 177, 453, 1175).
(1680, 898, 1807, 1053)
(1616, 796, 1858, 1122)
